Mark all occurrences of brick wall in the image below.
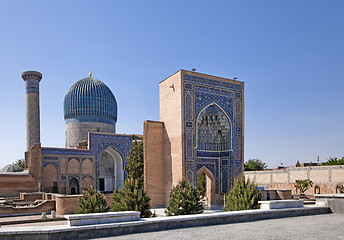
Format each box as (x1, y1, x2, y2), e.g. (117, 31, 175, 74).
(0, 174, 39, 197)
(244, 165, 344, 194)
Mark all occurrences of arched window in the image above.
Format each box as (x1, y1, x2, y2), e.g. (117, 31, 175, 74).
(197, 104, 231, 151)
(314, 185, 320, 194)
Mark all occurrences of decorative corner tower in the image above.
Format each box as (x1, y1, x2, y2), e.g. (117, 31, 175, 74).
(22, 71, 42, 151)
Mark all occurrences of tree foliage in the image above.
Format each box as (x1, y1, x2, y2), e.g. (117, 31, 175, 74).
(112, 177, 151, 218)
(13, 159, 25, 169)
(224, 175, 262, 211)
(296, 160, 301, 167)
(295, 179, 313, 194)
(337, 185, 344, 194)
(75, 187, 109, 214)
(244, 159, 267, 171)
(197, 172, 206, 197)
(124, 141, 144, 188)
(165, 180, 204, 216)
(323, 157, 344, 166)
(112, 140, 152, 218)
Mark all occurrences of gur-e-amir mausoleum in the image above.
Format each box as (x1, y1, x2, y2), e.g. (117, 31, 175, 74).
(1, 69, 245, 207)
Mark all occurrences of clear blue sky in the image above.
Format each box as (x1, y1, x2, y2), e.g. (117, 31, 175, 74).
(0, 0, 343, 169)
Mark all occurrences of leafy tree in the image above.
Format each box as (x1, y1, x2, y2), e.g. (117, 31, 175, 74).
(323, 157, 344, 166)
(124, 141, 144, 188)
(165, 180, 204, 216)
(224, 175, 262, 211)
(197, 172, 206, 197)
(112, 140, 152, 218)
(296, 160, 301, 167)
(337, 185, 344, 194)
(244, 159, 267, 171)
(75, 187, 109, 214)
(112, 177, 151, 218)
(295, 179, 313, 194)
(13, 159, 25, 169)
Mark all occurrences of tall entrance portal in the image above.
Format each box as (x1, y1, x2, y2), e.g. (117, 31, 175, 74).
(144, 70, 244, 206)
(99, 147, 124, 193)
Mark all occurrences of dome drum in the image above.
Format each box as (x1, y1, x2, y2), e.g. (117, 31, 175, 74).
(63, 76, 118, 147)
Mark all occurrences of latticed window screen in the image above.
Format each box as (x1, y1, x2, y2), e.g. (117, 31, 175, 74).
(197, 104, 231, 151)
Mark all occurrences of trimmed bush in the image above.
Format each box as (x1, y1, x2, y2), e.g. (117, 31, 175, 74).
(112, 177, 152, 218)
(224, 175, 261, 211)
(165, 180, 204, 216)
(75, 187, 109, 214)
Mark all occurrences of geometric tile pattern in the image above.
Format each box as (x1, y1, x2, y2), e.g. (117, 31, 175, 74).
(41, 132, 132, 190)
(183, 74, 243, 194)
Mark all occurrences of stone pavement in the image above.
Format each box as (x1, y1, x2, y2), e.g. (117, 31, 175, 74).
(96, 213, 344, 240)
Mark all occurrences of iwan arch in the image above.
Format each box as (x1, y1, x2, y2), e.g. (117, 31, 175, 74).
(144, 70, 244, 206)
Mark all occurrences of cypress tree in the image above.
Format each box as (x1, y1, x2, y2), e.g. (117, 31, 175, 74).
(112, 140, 152, 217)
(224, 175, 261, 211)
(124, 141, 144, 188)
(112, 177, 151, 218)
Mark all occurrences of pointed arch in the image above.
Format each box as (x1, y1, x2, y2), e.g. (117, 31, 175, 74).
(69, 177, 79, 194)
(43, 163, 58, 193)
(196, 102, 232, 151)
(197, 166, 216, 205)
(99, 147, 124, 192)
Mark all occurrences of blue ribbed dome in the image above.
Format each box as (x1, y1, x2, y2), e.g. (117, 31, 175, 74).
(64, 76, 117, 124)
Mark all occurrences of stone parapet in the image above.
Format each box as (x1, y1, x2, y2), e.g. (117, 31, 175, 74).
(0, 206, 330, 239)
(259, 200, 304, 210)
(315, 194, 344, 213)
(65, 211, 140, 226)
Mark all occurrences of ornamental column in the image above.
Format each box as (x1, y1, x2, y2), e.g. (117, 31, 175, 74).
(22, 71, 42, 150)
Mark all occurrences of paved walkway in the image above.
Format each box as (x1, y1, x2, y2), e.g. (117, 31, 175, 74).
(0, 214, 66, 227)
(96, 214, 344, 240)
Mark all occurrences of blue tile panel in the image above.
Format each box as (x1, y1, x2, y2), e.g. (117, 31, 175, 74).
(183, 74, 243, 194)
(25, 79, 40, 94)
(41, 132, 132, 190)
(64, 77, 117, 125)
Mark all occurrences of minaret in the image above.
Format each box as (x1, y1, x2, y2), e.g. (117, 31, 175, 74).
(22, 71, 42, 150)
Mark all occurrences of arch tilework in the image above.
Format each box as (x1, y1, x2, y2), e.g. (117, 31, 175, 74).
(183, 74, 243, 195)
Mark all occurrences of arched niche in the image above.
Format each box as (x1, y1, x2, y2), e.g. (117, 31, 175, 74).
(69, 177, 79, 195)
(196, 103, 232, 151)
(43, 164, 58, 193)
(99, 147, 124, 193)
(82, 176, 93, 191)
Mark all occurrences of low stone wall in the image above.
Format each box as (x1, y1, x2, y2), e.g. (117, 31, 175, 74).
(56, 193, 114, 215)
(65, 211, 140, 226)
(0, 206, 331, 239)
(0, 174, 39, 197)
(55, 195, 81, 215)
(261, 190, 292, 200)
(315, 194, 344, 213)
(259, 200, 303, 210)
(245, 165, 344, 195)
(0, 200, 55, 216)
(19, 192, 44, 202)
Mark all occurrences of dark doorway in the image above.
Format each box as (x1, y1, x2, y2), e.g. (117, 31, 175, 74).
(99, 178, 105, 191)
(69, 177, 79, 195)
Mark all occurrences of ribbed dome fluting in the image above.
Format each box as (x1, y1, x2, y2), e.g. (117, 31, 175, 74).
(64, 77, 117, 124)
